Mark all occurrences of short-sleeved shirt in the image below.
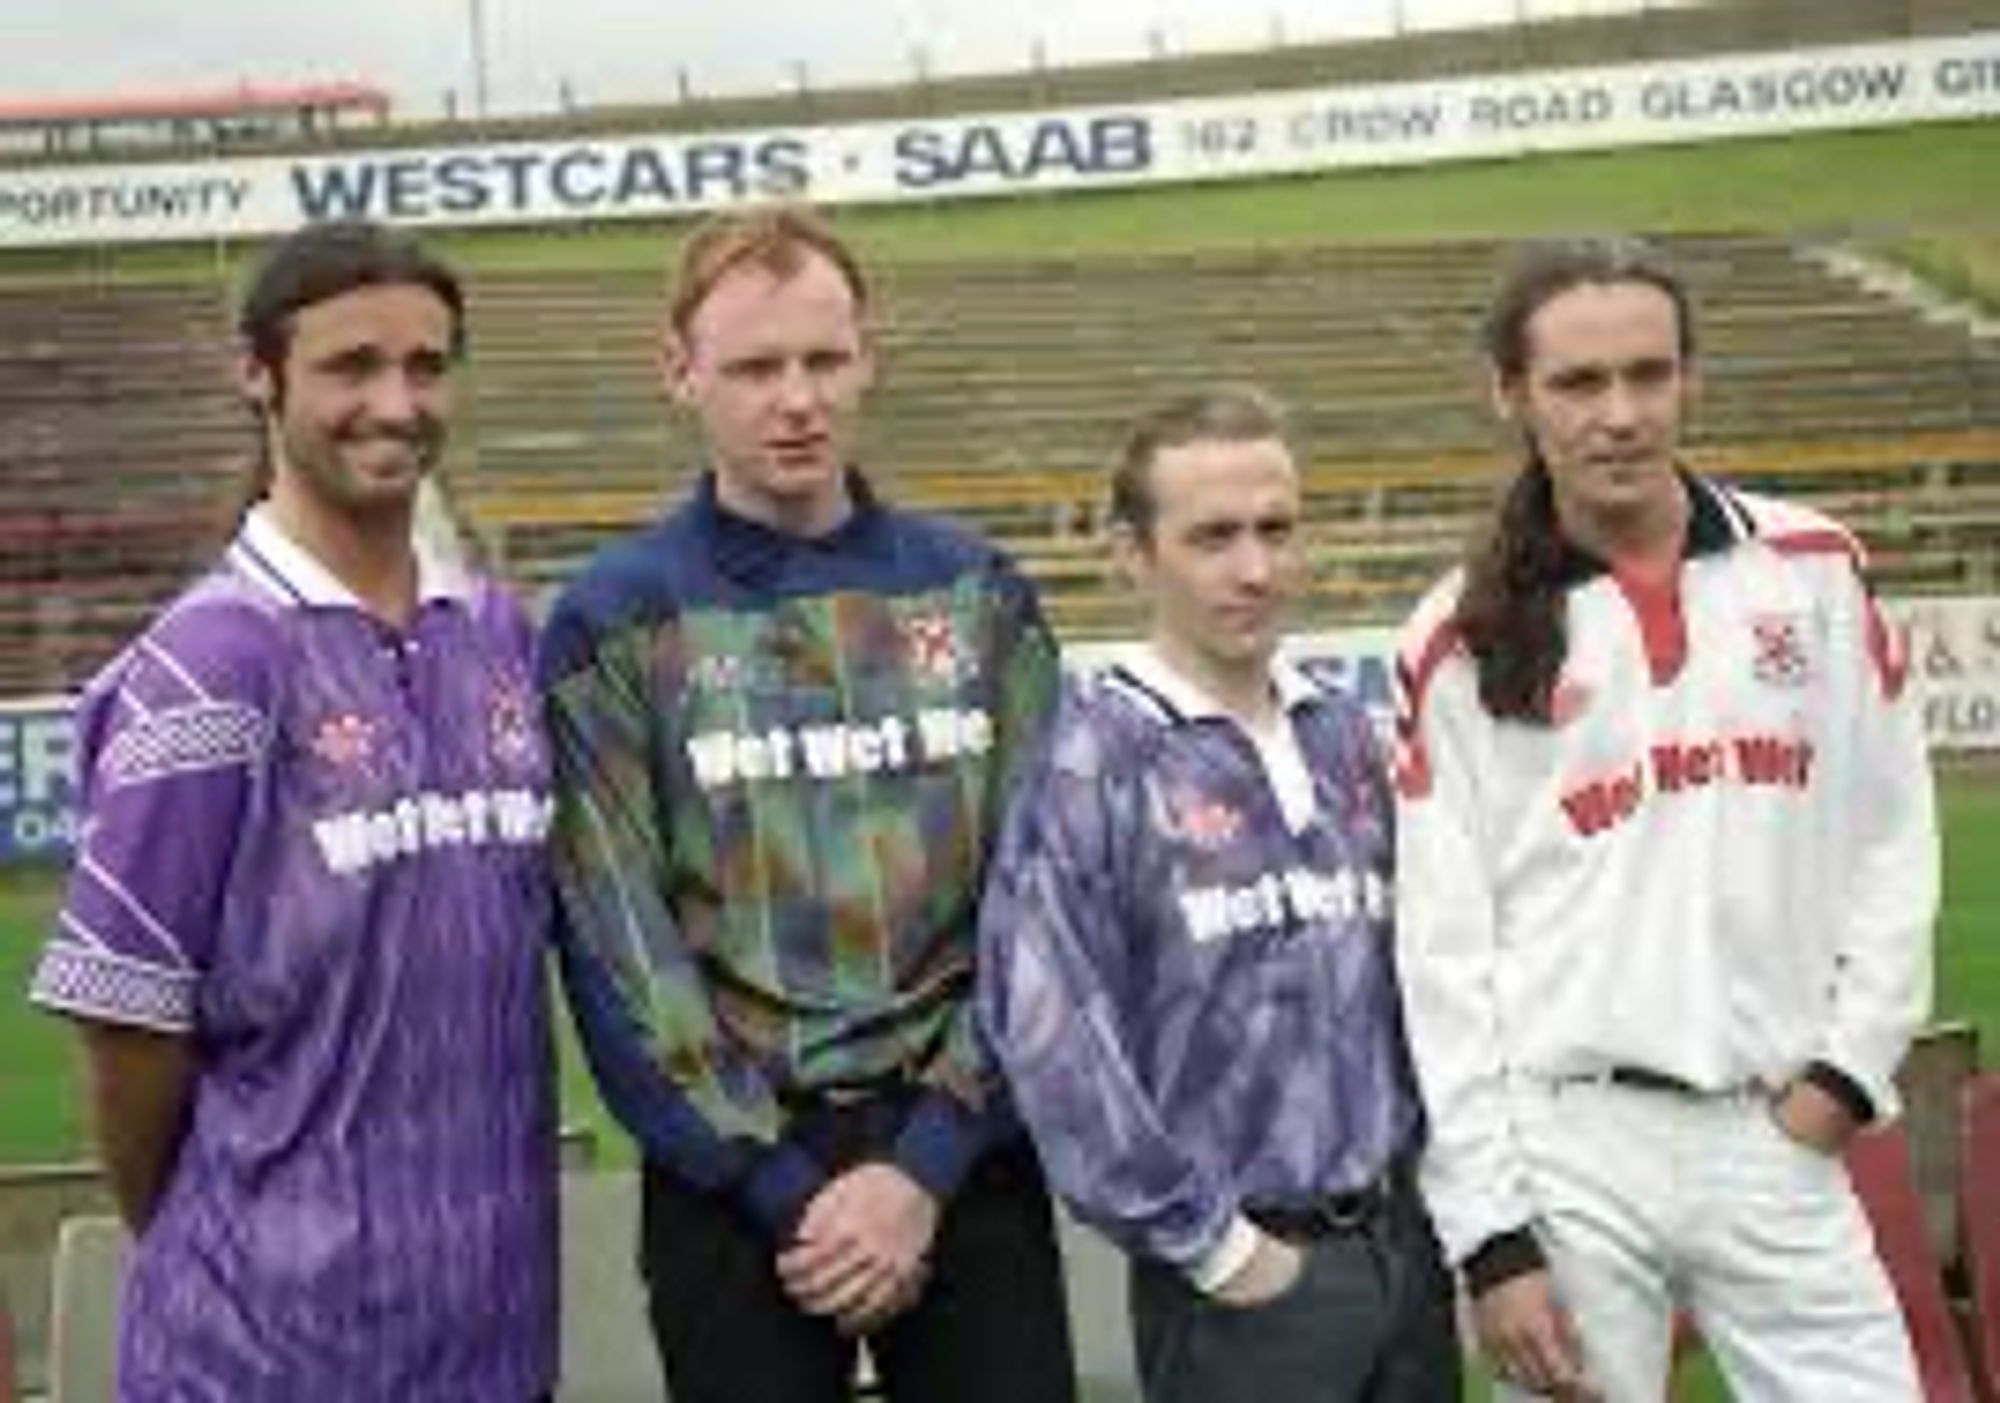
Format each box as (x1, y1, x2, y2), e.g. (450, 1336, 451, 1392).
(30, 507, 558, 1401)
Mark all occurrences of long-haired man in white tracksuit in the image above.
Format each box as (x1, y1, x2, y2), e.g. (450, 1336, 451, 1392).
(1392, 237, 1935, 1402)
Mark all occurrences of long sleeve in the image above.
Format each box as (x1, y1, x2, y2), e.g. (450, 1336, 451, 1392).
(978, 699, 1241, 1271)
(1816, 569, 1937, 1117)
(540, 604, 824, 1239)
(1390, 624, 1537, 1271)
(891, 558, 1061, 1203)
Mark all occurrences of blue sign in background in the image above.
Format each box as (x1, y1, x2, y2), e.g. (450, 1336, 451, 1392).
(0, 699, 79, 864)
(0, 594, 1990, 868)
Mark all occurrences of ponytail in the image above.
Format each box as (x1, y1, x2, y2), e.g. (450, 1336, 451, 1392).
(1455, 459, 1568, 723)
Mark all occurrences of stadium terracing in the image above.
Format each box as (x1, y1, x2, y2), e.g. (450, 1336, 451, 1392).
(3, 230, 1996, 694)
(0, 0, 1995, 695)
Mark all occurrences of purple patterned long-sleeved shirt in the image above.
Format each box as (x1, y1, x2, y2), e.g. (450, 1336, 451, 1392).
(979, 658, 1423, 1272)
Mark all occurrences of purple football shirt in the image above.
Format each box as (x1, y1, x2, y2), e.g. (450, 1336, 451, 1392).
(30, 508, 558, 1401)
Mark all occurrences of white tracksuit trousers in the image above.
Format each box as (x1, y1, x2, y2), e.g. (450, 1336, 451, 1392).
(1492, 1079, 1919, 1403)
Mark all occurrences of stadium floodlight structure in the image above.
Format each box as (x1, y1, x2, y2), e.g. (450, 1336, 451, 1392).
(468, 0, 492, 117)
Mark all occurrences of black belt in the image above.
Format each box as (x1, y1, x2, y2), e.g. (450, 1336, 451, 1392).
(1245, 1162, 1406, 1241)
(1605, 1066, 1709, 1096)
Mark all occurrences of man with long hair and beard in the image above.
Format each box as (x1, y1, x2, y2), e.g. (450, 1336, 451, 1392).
(30, 221, 558, 1401)
(1392, 237, 1935, 1402)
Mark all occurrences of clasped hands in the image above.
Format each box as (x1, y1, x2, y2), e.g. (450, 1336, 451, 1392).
(777, 1161, 939, 1336)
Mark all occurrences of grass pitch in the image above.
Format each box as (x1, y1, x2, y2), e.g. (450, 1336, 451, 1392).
(4, 768, 1996, 1165)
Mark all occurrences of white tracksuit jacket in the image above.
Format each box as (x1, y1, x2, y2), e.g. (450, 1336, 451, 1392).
(1392, 476, 1937, 1271)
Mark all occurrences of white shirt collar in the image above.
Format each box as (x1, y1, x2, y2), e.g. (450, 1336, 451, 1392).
(231, 503, 473, 610)
(1118, 643, 1318, 724)
(1119, 643, 1321, 831)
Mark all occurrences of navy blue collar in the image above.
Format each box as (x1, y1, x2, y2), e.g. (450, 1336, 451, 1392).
(691, 468, 889, 587)
(1553, 470, 1752, 586)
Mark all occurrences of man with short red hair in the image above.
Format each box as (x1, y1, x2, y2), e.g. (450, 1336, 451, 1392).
(541, 205, 1076, 1403)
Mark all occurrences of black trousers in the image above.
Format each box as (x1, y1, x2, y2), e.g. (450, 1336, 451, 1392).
(640, 1140, 1078, 1403)
(1128, 1170, 1460, 1403)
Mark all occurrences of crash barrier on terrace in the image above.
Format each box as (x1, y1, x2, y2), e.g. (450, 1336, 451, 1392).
(2, 233, 1996, 688)
(443, 234, 2000, 633)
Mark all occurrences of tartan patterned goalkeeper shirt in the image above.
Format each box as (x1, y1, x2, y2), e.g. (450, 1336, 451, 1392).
(539, 470, 1059, 1239)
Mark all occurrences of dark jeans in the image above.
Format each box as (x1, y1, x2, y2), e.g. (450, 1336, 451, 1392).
(1128, 1171, 1460, 1403)
(640, 1141, 1078, 1403)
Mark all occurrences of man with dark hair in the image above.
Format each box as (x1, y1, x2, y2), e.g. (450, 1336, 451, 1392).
(29, 219, 558, 1400)
(539, 204, 1076, 1403)
(1393, 237, 1934, 1400)
(227, 217, 468, 512)
(981, 386, 1457, 1403)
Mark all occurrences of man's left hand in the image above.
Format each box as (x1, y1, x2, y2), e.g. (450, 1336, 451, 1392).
(777, 1162, 940, 1335)
(1772, 1078, 1861, 1155)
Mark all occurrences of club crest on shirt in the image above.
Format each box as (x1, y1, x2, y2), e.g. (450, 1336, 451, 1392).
(1167, 785, 1243, 849)
(310, 712, 378, 769)
(899, 610, 966, 683)
(690, 652, 747, 692)
(489, 684, 541, 768)
(1750, 613, 1812, 688)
